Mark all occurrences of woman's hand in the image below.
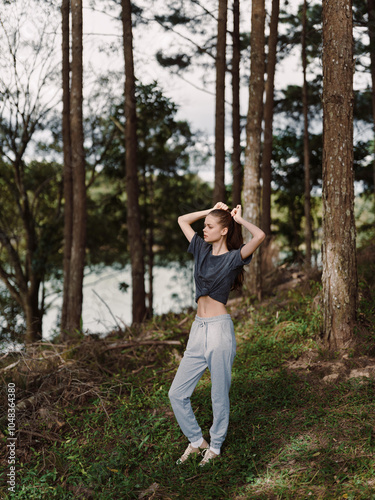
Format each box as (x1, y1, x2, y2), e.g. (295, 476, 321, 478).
(213, 202, 229, 211)
(231, 204, 242, 223)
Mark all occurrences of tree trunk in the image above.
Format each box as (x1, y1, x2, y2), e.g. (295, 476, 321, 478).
(322, 0, 357, 351)
(144, 170, 154, 319)
(14, 150, 43, 343)
(231, 0, 242, 206)
(368, 0, 375, 207)
(66, 0, 86, 333)
(302, 0, 312, 270)
(122, 0, 146, 324)
(60, 0, 73, 338)
(261, 0, 279, 237)
(147, 222, 154, 318)
(214, 0, 228, 204)
(24, 284, 43, 343)
(243, 0, 265, 299)
(0, 228, 42, 342)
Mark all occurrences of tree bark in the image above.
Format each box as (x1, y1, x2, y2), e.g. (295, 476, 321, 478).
(122, 0, 146, 324)
(322, 0, 357, 351)
(0, 229, 42, 342)
(214, 0, 228, 204)
(302, 0, 312, 270)
(24, 289, 42, 343)
(18, 161, 43, 341)
(231, 0, 242, 206)
(143, 169, 154, 319)
(261, 0, 279, 237)
(60, 0, 73, 338)
(243, 0, 265, 299)
(66, 0, 86, 333)
(368, 0, 375, 207)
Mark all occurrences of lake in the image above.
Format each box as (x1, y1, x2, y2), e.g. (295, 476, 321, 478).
(43, 263, 195, 340)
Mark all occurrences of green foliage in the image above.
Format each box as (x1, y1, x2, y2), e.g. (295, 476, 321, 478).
(156, 51, 191, 70)
(271, 128, 322, 260)
(0, 287, 25, 343)
(86, 81, 210, 267)
(0, 158, 63, 281)
(275, 81, 322, 124)
(279, 1, 322, 60)
(147, 172, 213, 265)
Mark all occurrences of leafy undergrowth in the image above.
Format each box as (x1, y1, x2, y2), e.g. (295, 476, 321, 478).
(1, 268, 375, 499)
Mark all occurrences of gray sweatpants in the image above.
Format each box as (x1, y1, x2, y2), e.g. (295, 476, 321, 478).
(168, 314, 236, 450)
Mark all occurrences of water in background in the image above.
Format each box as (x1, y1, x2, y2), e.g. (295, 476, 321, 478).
(43, 263, 195, 340)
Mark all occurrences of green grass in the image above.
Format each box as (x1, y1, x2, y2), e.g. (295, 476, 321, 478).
(1, 279, 375, 499)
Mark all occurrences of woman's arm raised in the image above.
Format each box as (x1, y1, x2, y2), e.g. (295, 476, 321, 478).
(178, 202, 229, 242)
(231, 205, 266, 260)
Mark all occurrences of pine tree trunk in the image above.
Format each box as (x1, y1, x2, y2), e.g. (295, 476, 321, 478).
(261, 0, 279, 237)
(214, 0, 228, 204)
(60, 0, 73, 338)
(368, 0, 375, 207)
(231, 0, 242, 206)
(66, 0, 86, 333)
(322, 0, 357, 351)
(122, 0, 146, 324)
(243, 0, 265, 299)
(302, 0, 312, 270)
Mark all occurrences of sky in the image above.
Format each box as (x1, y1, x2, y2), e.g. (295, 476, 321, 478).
(82, 0, 305, 133)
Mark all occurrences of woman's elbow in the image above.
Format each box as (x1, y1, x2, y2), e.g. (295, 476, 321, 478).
(178, 215, 189, 228)
(258, 230, 266, 243)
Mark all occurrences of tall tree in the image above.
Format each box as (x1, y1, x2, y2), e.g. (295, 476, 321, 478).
(0, 0, 61, 342)
(261, 0, 279, 237)
(60, 0, 73, 337)
(64, 0, 87, 334)
(322, 0, 357, 350)
(122, 0, 147, 324)
(368, 0, 375, 207)
(302, 0, 312, 270)
(214, 0, 228, 204)
(231, 0, 242, 206)
(243, 0, 266, 299)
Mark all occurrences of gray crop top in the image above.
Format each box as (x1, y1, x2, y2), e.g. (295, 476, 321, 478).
(188, 233, 253, 304)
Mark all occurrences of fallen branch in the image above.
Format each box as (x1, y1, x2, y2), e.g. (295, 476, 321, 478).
(17, 429, 64, 443)
(144, 366, 176, 383)
(177, 314, 193, 327)
(102, 340, 181, 353)
(0, 360, 20, 372)
(92, 289, 121, 330)
(131, 363, 156, 375)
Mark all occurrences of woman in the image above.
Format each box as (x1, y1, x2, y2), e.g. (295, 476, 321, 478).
(169, 202, 266, 467)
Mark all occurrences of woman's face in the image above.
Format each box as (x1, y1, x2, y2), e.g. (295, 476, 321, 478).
(203, 214, 228, 243)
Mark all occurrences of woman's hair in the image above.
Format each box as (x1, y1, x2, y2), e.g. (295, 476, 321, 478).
(209, 209, 244, 290)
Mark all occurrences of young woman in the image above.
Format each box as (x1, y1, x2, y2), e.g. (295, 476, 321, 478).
(169, 202, 266, 467)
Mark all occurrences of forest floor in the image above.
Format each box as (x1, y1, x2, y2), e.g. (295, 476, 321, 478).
(0, 246, 375, 499)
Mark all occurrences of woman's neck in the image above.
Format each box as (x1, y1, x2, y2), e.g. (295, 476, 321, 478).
(211, 238, 228, 256)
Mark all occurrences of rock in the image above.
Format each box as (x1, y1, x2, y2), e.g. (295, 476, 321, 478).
(322, 373, 340, 384)
(348, 369, 371, 379)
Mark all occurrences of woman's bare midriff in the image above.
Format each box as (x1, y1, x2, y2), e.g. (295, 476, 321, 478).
(197, 295, 227, 318)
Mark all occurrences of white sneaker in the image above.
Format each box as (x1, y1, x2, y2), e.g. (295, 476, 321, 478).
(176, 440, 209, 465)
(199, 448, 218, 467)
